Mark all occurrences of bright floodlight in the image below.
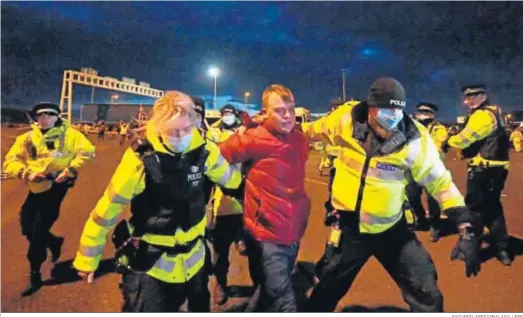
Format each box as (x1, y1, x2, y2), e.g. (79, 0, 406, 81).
(209, 67, 220, 77)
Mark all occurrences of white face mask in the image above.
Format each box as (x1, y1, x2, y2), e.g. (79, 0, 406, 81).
(222, 115, 236, 126)
(375, 108, 404, 130)
(163, 133, 192, 153)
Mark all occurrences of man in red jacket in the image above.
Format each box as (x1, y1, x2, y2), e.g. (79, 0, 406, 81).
(218, 84, 310, 312)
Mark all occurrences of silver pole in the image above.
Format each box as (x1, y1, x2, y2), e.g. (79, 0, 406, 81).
(213, 75, 218, 109)
(342, 69, 347, 101)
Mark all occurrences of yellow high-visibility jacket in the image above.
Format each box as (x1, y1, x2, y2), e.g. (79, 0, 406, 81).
(447, 105, 509, 168)
(73, 127, 242, 283)
(207, 126, 243, 217)
(427, 122, 448, 161)
(302, 102, 465, 234)
(510, 130, 522, 142)
(3, 122, 95, 193)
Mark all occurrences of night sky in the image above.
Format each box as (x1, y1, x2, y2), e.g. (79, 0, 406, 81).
(2, 1, 522, 121)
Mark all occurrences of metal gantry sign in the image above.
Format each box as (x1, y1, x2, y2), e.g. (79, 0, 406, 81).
(59, 69, 165, 124)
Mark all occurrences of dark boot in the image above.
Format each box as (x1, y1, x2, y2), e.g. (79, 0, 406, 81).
(49, 236, 64, 263)
(496, 250, 512, 266)
(21, 271, 43, 297)
(429, 226, 440, 243)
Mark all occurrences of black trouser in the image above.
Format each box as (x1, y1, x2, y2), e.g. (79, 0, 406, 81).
(212, 214, 244, 287)
(466, 166, 509, 251)
(307, 213, 443, 312)
(406, 181, 441, 226)
(19, 183, 69, 272)
(315, 166, 338, 277)
(120, 267, 210, 312)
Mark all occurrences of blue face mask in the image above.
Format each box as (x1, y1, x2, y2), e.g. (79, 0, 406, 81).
(375, 108, 404, 130)
(164, 133, 192, 153)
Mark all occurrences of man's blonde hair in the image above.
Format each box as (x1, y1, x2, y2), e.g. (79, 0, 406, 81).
(262, 84, 295, 110)
(147, 90, 197, 134)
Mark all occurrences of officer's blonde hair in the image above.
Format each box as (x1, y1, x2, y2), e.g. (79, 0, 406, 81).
(147, 91, 198, 134)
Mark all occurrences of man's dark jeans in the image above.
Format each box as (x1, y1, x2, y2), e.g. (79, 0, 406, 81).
(244, 233, 299, 312)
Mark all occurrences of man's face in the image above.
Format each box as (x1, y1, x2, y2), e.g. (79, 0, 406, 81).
(36, 112, 58, 129)
(464, 93, 487, 109)
(264, 93, 296, 134)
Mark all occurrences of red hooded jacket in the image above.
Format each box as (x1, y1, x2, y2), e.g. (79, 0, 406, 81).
(218, 124, 310, 245)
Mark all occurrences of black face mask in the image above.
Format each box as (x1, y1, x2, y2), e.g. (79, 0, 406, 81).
(418, 118, 434, 127)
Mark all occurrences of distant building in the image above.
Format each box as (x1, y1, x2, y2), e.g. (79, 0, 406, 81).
(81, 103, 153, 123)
(80, 95, 262, 123)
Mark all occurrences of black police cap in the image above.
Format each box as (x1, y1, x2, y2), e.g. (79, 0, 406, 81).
(416, 102, 439, 113)
(461, 84, 487, 96)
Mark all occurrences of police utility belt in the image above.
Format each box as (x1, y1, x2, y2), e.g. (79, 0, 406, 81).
(111, 219, 202, 273)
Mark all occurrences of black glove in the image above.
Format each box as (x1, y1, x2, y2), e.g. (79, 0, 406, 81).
(323, 200, 339, 226)
(441, 139, 450, 153)
(450, 226, 481, 278)
(205, 226, 215, 244)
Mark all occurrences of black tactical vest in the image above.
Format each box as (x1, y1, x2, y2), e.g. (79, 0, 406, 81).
(130, 142, 210, 236)
(461, 104, 510, 161)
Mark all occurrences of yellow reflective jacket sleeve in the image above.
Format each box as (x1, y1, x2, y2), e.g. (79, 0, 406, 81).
(204, 140, 242, 189)
(301, 106, 348, 144)
(410, 127, 465, 212)
(67, 128, 96, 170)
(431, 124, 449, 153)
(448, 109, 496, 149)
(3, 133, 31, 178)
(73, 148, 145, 272)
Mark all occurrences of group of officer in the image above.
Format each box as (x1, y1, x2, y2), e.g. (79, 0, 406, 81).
(2, 79, 515, 312)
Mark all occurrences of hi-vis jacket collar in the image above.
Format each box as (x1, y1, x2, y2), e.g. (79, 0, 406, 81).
(146, 126, 204, 155)
(351, 101, 421, 154)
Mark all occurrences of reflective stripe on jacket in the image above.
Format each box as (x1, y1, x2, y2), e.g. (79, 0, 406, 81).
(302, 101, 465, 234)
(73, 127, 242, 283)
(3, 122, 95, 193)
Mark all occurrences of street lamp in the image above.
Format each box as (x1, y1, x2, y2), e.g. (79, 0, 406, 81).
(111, 94, 119, 104)
(244, 92, 251, 105)
(208, 67, 220, 108)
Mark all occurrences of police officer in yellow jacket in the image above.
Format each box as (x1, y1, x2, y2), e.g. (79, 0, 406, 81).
(407, 102, 448, 242)
(302, 78, 481, 312)
(509, 125, 522, 152)
(3, 102, 95, 296)
(444, 84, 512, 266)
(206, 104, 246, 305)
(73, 91, 242, 312)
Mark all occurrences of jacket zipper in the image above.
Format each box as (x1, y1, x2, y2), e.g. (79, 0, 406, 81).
(354, 155, 372, 217)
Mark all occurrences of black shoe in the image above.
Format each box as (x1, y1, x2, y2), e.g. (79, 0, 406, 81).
(414, 218, 430, 231)
(496, 250, 512, 266)
(49, 236, 64, 263)
(21, 272, 43, 297)
(429, 227, 440, 243)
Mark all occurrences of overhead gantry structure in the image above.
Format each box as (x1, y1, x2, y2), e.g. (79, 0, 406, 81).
(59, 69, 165, 124)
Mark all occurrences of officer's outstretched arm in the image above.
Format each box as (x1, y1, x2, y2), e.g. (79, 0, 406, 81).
(68, 129, 96, 174)
(447, 110, 496, 149)
(205, 141, 242, 189)
(411, 134, 466, 216)
(434, 126, 449, 151)
(301, 107, 347, 144)
(411, 133, 481, 277)
(3, 134, 30, 179)
(73, 149, 145, 274)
